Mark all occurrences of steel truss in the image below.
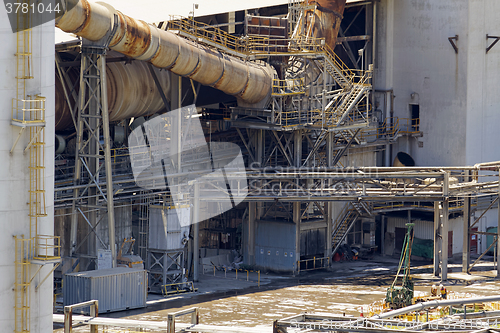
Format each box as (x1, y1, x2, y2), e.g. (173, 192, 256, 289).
(69, 41, 117, 268)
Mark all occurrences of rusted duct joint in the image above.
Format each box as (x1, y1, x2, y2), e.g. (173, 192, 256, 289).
(56, 0, 275, 105)
(306, 0, 347, 50)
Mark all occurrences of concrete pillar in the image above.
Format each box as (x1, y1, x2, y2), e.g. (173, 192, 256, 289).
(433, 201, 441, 277)
(248, 202, 257, 266)
(442, 199, 449, 282)
(294, 201, 301, 272)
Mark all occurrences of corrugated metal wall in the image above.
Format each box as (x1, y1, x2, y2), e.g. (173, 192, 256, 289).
(301, 228, 326, 257)
(64, 268, 147, 313)
(386, 215, 463, 255)
(149, 206, 190, 250)
(387, 217, 434, 240)
(255, 221, 296, 271)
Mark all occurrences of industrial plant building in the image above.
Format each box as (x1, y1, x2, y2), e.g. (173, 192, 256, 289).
(1, 0, 499, 331)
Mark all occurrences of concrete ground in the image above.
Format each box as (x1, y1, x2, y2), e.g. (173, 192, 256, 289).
(144, 254, 500, 307)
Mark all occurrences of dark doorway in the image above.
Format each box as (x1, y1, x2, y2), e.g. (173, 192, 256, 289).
(470, 227, 478, 254)
(410, 104, 420, 131)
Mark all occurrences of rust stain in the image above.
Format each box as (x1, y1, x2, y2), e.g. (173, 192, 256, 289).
(307, 0, 346, 49)
(72, 0, 90, 34)
(109, 11, 127, 47)
(120, 16, 151, 58)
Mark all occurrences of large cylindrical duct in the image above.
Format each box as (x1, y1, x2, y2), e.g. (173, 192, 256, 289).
(305, 0, 346, 50)
(56, 0, 275, 105)
(55, 53, 170, 131)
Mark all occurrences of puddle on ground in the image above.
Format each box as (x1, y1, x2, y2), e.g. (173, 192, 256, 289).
(54, 273, 500, 331)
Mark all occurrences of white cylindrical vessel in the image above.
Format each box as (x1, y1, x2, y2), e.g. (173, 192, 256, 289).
(0, 9, 55, 333)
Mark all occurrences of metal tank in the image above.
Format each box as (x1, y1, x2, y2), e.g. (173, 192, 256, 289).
(55, 52, 170, 131)
(56, 0, 276, 107)
(0, 13, 56, 333)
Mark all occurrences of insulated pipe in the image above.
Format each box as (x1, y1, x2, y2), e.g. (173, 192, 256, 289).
(56, 0, 275, 105)
(372, 295, 500, 319)
(55, 54, 170, 131)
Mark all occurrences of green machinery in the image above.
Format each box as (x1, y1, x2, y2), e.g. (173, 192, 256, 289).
(386, 223, 415, 309)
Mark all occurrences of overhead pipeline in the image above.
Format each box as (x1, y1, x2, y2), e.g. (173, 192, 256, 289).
(56, 0, 275, 105)
(55, 53, 170, 131)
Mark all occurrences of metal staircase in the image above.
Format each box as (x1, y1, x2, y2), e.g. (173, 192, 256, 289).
(331, 201, 372, 257)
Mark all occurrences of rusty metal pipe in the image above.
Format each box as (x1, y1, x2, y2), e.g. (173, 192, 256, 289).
(305, 0, 347, 50)
(55, 54, 170, 131)
(56, 0, 275, 105)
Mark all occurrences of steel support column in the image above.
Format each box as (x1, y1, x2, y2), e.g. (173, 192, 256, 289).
(326, 132, 334, 261)
(294, 201, 301, 273)
(433, 202, 440, 277)
(193, 183, 200, 281)
(70, 43, 116, 267)
(497, 169, 500, 278)
(248, 202, 257, 266)
(442, 171, 450, 281)
(462, 171, 471, 273)
(442, 198, 449, 282)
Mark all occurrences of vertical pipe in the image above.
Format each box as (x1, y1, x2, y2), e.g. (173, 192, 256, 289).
(462, 170, 470, 273)
(433, 201, 440, 277)
(100, 55, 117, 268)
(381, 215, 385, 256)
(193, 183, 200, 282)
(497, 169, 500, 277)
(294, 130, 302, 272)
(442, 200, 449, 282)
(294, 130, 302, 167)
(248, 202, 256, 266)
(326, 132, 333, 261)
(442, 172, 449, 281)
(372, 0, 377, 73)
(294, 201, 301, 273)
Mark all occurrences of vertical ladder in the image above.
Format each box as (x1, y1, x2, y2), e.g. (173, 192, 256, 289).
(14, 237, 31, 333)
(138, 191, 151, 261)
(12, 8, 33, 333)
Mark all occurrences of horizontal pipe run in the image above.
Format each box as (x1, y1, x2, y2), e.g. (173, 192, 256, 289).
(372, 296, 500, 319)
(56, 0, 274, 105)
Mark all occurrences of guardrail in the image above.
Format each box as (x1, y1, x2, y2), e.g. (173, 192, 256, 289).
(297, 256, 330, 273)
(167, 307, 199, 333)
(202, 263, 261, 287)
(162, 281, 196, 297)
(64, 300, 98, 333)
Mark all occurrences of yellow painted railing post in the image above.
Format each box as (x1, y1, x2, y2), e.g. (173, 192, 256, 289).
(258, 271, 260, 287)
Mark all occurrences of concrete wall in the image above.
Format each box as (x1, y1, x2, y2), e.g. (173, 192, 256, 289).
(465, 0, 500, 165)
(375, 0, 468, 166)
(0, 14, 55, 332)
(376, 0, 500, 167)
